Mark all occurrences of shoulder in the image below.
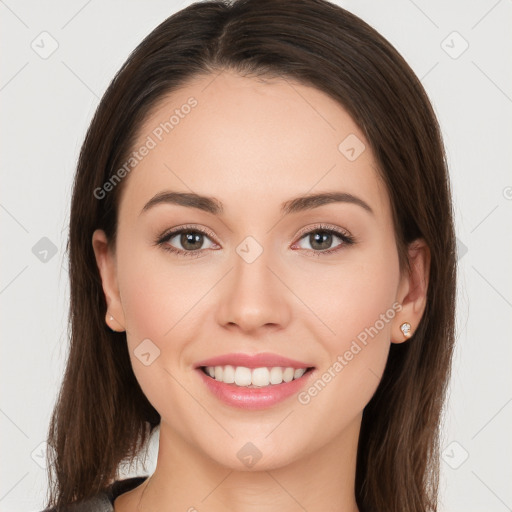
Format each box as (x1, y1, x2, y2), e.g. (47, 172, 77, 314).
(39, 476, 149, 512)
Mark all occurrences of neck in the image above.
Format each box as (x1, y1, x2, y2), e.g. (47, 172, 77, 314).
(133, 417, 361, 512)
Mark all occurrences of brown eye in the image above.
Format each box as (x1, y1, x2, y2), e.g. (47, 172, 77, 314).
(157, 226, 218, 257)
(291, 224, 355, 256)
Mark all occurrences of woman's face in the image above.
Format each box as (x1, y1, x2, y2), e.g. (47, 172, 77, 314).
(93, 70, 424, 470)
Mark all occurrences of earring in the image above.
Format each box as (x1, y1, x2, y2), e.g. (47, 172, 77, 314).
(400, 322, 412, 339)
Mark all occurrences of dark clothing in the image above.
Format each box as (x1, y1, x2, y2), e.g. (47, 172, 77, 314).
(40, 476, 148, 512)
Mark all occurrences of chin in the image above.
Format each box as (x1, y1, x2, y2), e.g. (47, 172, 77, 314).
(199, 436, 308, 472)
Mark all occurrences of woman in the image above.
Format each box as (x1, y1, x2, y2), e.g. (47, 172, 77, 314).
(42, 0, 457, 511)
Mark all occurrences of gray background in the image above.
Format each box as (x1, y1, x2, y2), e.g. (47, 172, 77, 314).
(1, 1, 511, 511)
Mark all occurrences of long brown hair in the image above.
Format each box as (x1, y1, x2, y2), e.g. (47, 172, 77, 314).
(44, 1, 457, 510)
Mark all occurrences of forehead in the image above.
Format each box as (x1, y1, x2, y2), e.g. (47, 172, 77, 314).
(118, 70, 388, 221)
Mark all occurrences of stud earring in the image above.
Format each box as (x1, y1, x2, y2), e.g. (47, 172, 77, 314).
(400, 322, 412, 339)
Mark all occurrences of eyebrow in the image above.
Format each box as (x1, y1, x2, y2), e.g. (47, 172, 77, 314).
(140, 190, 374, 217)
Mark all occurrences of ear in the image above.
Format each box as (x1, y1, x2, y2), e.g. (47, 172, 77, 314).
(392, 238, 430, 344)
(91, 229, 126, 332)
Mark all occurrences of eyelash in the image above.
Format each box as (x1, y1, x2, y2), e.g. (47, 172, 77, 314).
(155, 223, 356, 259)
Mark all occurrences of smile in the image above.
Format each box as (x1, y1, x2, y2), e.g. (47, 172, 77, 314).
(200, 365, 313, 387)
(196, 365, 316, 410)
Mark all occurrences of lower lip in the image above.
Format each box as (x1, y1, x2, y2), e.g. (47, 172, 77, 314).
(196, 368, 315, 410)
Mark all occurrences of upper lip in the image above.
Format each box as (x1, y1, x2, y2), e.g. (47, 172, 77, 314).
(195, 352, 314, 369)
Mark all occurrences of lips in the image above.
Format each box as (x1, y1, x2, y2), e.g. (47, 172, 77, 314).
(194, 352, 316, 410)
(194, 352, 313, 369)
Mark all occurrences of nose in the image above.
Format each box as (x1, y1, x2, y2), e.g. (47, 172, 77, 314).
(215, 245, 292, 334)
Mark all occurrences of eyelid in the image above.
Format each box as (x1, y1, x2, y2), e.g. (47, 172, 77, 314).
(157, 224, 218, 243)
(156, 222, 355, 257)
(157, 223, 352, 244)
(292, 222, 353, 243)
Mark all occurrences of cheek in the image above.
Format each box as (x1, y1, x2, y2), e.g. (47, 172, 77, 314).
(116, 234, 205, 340)
(304, 250, 400, 348)
(303, 246, 397, 358)
(115, 239, 212, 386)
(115, 251, 199, 421)
(297, 246, 400, 415)
(119, 266, 171, 341)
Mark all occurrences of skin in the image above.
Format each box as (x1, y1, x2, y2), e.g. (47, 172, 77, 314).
(92, 69, 429, 512)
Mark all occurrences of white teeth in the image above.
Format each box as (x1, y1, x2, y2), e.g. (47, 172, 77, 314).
(251, 367, 270, 387)
(223, 364, 235, 383)
(294, 368, 306, 379)
(234, 366, 252, 386)
(204, 365, 310, 387)
(269, 367, 283, 385)
(283, 367, 295, 382)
